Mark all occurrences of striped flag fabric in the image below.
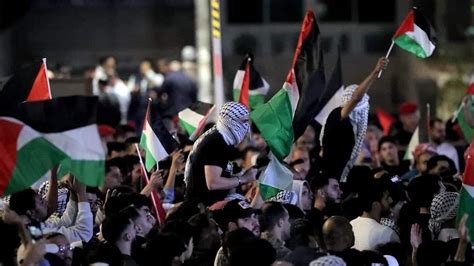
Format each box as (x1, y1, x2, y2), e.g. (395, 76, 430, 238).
(232, 54, 270, 110)
(251, 10, 325, 162)
(457, 141, 474, 241)
(250, 10, 325, 199)
(393, 8, 437, 58)
(0, 58, 52, 114)
(140, 100, 179, 171)
(0, 96, 105, 196)
(178, 101, 215, 140)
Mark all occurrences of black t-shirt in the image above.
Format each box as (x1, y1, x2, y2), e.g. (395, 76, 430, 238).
(381, 160, 411, 177)
(185, 129, 239, 205)
(321, 107, 355, 179)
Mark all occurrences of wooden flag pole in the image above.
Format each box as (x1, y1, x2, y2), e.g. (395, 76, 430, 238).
(377, 41, 395, 78)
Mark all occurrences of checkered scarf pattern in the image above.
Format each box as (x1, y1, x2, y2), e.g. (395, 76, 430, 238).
(428, 192, 460, 236)
(268, 190, 297, 205)
(310, 255, 347, 266)
(216, 102, 249, 145)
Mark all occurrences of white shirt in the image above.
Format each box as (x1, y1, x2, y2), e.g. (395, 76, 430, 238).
(436, 142, 460, 171)
(350, 216, 400, 251)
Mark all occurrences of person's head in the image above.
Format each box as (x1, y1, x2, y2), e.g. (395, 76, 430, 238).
(161, 220, 195, 261)
(310, 173, 343, 205)
(408, 174, 445, 209)
(104, 158, 125, 191)
(139, 59, 153, 75)
(260, 202, 291, 241)
(221, 228, 255, 261)
(114, 125, 136, 142)
(288, 218, 318, 249)
(250, 123, 267, 151)
(296, 125, 316, 151)
(216, 102, 249, 146)
(222, 199, 260, 236)
(399, 102, 419, 132)
(241, 146, 260, 170)
(101, 213, 136, 245)
(413, 143, 437, 174)
(228, 237, 276, 266)
(9, 188, 47, 222)
(145, 233, 188, 266)
(322, 216, 355, 252)
(378, 136, 399, 165)
(290, 146, 310, 177)
(99, 56, 116, 74)
(310, 255, 347, 266)
(292, 180, 313, 212)
(426, 155, 456, 179)
(430, 118, 446, 144)
(366, 125, 383, 153)
(46, 233, 72, 266)
(359, 179, 392, 220)
(428, 192, 460, 236)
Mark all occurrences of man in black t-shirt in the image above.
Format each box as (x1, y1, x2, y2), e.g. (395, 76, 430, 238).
(184, 102, 257, 206)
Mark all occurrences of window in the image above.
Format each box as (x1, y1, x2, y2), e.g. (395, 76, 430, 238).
(227, 0, 263, 24)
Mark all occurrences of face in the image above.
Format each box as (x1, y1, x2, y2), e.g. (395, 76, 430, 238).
(324, 178, 342, 203)
(237, 213, 260, 236)
(251, 133, 267, 151)
(429, 160, 451, 177)
(379, 142, 399, 164)
(48, 235, 72, 266)
(380, 191, 393, 212)
(134, 206, 156, 237)
(431, 121, 446, 144)
(280, 212, 291, 241)
(104, 57, 116, 71)
(366, 130, 381, 153)
(416, 152, 434, 174)
(291, 149, 310, 176)
(104, 166, 123, 190)
(400, 112, 419, 132)
(300, 184, 313, 211)
(34, 194, 48, 221)
(86, 192, 100, 216)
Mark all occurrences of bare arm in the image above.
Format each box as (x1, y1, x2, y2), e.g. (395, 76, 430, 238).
(341, 57, 388, 119)
(45, 166, 59, 217)
(204, 166, 256, 190)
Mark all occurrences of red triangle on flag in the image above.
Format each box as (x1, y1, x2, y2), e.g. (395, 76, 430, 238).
(239, 59, 250, 108)
(393, 10, 415, 38)
(463, 142, 474, 187)
(465, 83, 474, 95)
(376, 108, 395, 136)
(26, 59, 52, 102)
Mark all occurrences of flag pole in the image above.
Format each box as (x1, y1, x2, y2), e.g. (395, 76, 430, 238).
(135, 143, 161, 223)
(377, 41, 395, 78)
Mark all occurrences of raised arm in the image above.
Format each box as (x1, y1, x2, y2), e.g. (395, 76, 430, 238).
(341, 57, 389, 119)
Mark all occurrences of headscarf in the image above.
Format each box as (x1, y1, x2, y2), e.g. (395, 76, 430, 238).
(292, 180, 310, 211)
(310, 255, 347, 266)
(428, 192, 460, 236)
(216, 102, 249, 145)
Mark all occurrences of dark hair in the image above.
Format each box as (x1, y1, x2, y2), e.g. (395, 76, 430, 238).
(360, 250, 388, 265)
(104, 193, 150, 216)
(426, 155, 456, 175)
(359, 179, 390, 212)
(9, 188, 37, 216)
(378, 136, 397, 151)
(283, 203, 305, 221)
(106, 142, 126, 156)
(429, 118, 444, 128)
(144, 233, 186, 266)
(309, 172, 337, 194)
(161, 220, 195, 244)
(260, 202, 288, 231)
(222, 228, 255, 259)
(229, 237, 276, 266)
(101, 214, 133, 243)
(98, 56, 115, 65)
(407, 174, 441, 208)
(287, 218, 315, 249)
(106, 157, 127, 175)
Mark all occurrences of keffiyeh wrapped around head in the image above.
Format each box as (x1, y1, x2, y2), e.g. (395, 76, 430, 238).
(216, 102, 250, 145)
(310, 255, 346, 266)
(428, 192, 460, 236)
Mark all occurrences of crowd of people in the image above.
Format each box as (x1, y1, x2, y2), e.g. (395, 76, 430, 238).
(0, 55, 473, 266)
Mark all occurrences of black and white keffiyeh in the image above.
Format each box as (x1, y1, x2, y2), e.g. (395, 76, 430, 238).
(310, 255, 346, 266)
(429, 192, 460, 236)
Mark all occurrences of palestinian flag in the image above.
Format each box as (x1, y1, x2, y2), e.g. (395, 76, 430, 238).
(1, 96, 105, 196)
(232, 54, 269, 109)
(251, 10, 325, 162)
(393, 8, 437, 58)
(457, 141, 474, 242)
(314, 45, 343, 126)
(376, 108, 396, 136)
(403, 127, 419, 161)
(140, 100, 179, 171)
(0, 58, 52, 114)
(455, 82, 474, 142)
(178, 101, 215, 140)
(259, 153, 293, 200)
